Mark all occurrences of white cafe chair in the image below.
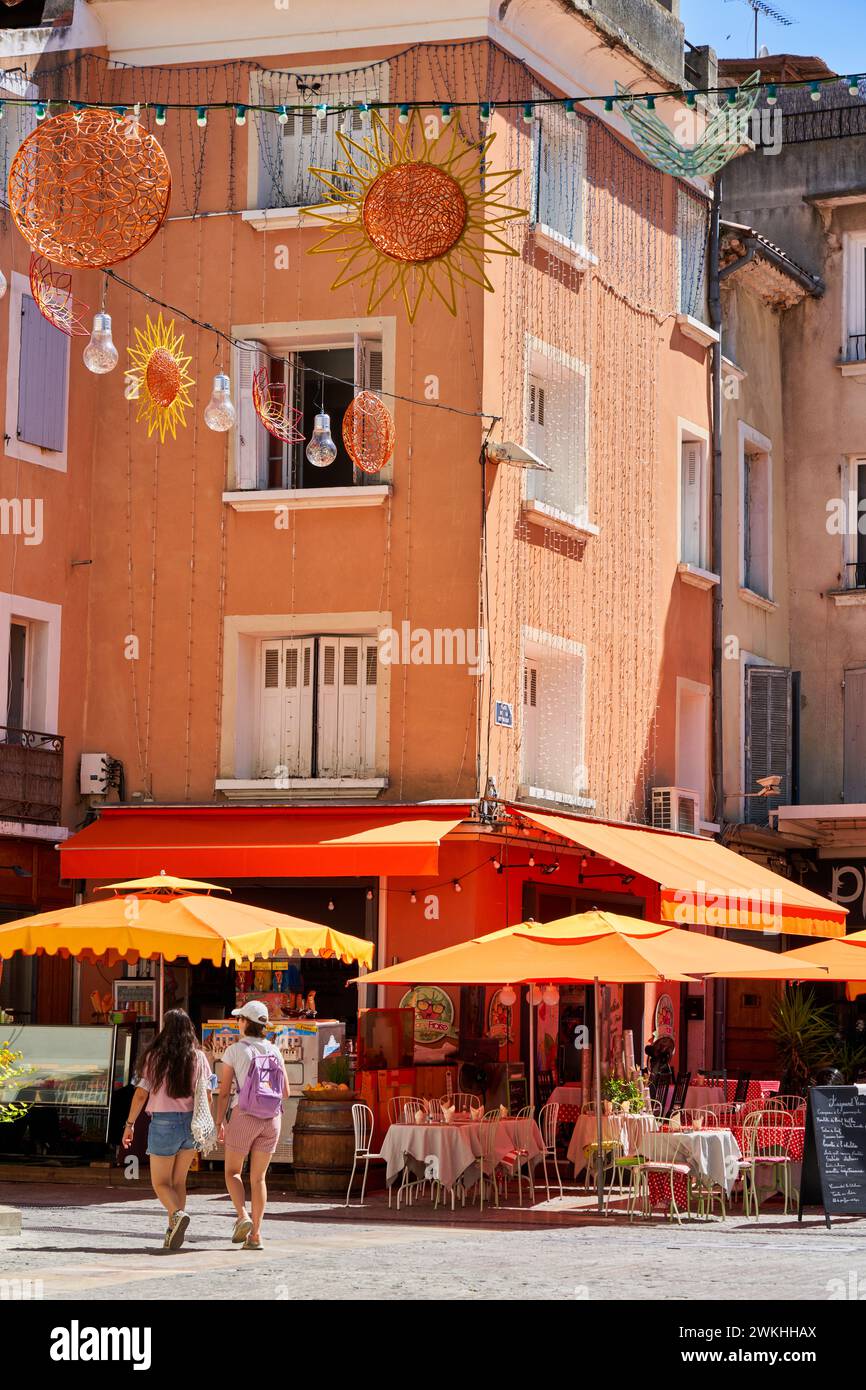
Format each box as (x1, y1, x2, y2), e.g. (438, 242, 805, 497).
(346, 1103, 387, 1207)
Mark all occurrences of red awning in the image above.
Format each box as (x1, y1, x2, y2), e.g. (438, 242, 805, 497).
(60, 807, 464, 880)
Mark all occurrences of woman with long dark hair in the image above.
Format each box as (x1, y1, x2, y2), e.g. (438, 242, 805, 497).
(123, 1008, 212, 1250)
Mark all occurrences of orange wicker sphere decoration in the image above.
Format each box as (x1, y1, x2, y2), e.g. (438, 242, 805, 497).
(362, 163, 467, 264)
(28, 254, 89, 337)
(8, 108, 171, 269)
(342, 391, 396, 475)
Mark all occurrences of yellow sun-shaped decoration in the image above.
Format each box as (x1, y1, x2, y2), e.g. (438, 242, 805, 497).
(126, 312, 195, 442)
(305, 109, 525, 322)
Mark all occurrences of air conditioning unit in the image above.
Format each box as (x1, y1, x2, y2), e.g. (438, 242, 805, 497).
(80, 753, 111, 796)
(652, 786, 700, 834)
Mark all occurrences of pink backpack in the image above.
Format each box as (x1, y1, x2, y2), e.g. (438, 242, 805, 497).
(236, 1045, 285, 1119)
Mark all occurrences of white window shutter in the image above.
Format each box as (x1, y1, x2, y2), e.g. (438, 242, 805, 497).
(681, 440, 703, 566)
(258, 641, 284, 776)
(282, 637, 314, 776)
(337, 638, 364, 776)
(351, 337, 385, 484)
(363, 641, 378, 774)
(234, 339, 269, 490)
(848, 238, 866, 346)
(317, 638, 340, 776)
(525, 375, 546, 501)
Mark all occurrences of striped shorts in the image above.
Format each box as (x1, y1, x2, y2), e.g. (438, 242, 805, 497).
(224, 1107, 281, 1156)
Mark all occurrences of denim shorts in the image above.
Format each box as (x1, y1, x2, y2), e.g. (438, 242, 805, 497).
(147, 1111, 195, 1157)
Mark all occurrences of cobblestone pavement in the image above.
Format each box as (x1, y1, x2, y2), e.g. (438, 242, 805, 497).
(1, 1183, 865, 1300)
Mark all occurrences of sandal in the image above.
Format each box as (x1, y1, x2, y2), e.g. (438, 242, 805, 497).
(232, 1216, 253, 1244)
(242, 1234, 263, 1250)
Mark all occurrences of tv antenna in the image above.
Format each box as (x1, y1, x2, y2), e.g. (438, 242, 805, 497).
(725, 0, 795, 59)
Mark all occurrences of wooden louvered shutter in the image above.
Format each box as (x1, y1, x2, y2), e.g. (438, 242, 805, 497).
(282, 637, 314, 776)
(18, 294, 68, 451)
(681, 440, 703, 566)
(258, 642, 284, 776)
(523, 661, 539, 786)
(233, 339, 269, 489)
(744, 666, 793, 824)
(316, 638, 340, 776)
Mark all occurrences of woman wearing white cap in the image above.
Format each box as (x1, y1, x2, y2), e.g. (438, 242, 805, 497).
(215, 1000, 290, 1250)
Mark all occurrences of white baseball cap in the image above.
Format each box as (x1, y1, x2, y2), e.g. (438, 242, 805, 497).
(231, 1000, 269, 1025)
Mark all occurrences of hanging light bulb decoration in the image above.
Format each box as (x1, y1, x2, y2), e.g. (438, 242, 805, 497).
(83, 312, 118, 373)
(541, 984, 560, 1007)
(305, 412, 338, 468)
(203, 372, 236, 431)
(499, 984, 517, 1008)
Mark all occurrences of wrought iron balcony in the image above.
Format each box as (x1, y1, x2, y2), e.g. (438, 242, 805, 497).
(0, 726, 64, 824)
(847, 333, 866, 363)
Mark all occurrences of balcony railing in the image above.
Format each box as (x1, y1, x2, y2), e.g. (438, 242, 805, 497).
(0, 726, 64, 824)
(847, 333, 866, 363)
(847, 562, 866, 590)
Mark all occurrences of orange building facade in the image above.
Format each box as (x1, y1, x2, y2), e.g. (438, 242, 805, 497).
(0, 1, 720, 1074)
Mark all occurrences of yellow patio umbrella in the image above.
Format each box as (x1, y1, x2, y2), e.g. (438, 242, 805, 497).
(782, 932, 866, 1000)
(357, 910, 827, 1212)
(0, 880, 374, 1023)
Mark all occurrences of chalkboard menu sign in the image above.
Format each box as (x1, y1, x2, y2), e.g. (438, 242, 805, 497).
(798, 1086, 866, 1227)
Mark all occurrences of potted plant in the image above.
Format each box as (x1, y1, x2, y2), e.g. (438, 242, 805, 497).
(770, 987, 835, 1095)
(601, 1077, 645, 1113)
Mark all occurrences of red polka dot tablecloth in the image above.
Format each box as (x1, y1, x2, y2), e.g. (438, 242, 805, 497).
(730, 1125, 804, 1161)
(724, 1079, 780, 1104)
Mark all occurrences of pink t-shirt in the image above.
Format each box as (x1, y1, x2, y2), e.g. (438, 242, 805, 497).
(138, 1050, 210, 1114)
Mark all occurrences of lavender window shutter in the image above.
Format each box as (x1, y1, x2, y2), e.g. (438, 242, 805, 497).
(17, 294, 69, 451)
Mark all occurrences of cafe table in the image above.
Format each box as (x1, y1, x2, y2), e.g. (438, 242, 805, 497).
(549, 1085, 584, 1124)
(380, 1115, 544, 1192)
(636, 1127, 743, 1198)
(568, 1111, 658, 1177)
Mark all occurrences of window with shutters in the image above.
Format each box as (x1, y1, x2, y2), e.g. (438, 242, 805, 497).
(231, 333, 384, 492)
(744, 665, 797, 823)
(676, 187, 709, 321)
(843, 232, 866, 363)
(256, 634, 379, 779)
(843, 457, 866, 589)
(250, 69, 386, 212)
(532, 112, 587, 250)
(739, 425, 773, 600)
(3, 272, 70, 471)
(520, 636, 587, 802)
(524, 340, 589, 522)
(676, 678, 710, 821)
(679, 431, 710, 568)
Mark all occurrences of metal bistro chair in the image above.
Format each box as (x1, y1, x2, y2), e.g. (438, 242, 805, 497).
(665, 1072, 691, 1118)
(732, 1073, 751, 1104)
(637, 1130, 693, 1224)
(346, 1103, 387, 1207)
(501, 1104, 536, 1207)
(388, 1095, 430, 1125)
(442, 1091, 482, 1114)
(475, 1113, 503, 1213)
(739, 1108, 796, 1219)
(537, 1100, 563, 1202)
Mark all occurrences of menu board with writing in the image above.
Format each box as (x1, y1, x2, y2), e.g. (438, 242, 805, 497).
(798, 1086, 866, 1227)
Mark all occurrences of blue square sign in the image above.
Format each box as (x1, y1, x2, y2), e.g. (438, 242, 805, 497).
(494, 701, 514, 729)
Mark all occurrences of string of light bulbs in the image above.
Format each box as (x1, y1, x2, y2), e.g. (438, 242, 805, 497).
(0, 70, 864, 122)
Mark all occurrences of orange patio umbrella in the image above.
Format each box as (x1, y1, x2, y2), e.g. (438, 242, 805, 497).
(782, 931, 866, 1001)
(358, 910, 827, 1212)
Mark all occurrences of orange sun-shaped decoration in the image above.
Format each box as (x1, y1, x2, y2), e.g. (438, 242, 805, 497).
(305, 109, 525, 322)
(126, 313, 195, 442)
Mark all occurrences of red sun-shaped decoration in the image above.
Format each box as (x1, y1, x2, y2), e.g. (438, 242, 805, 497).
(252, 368, 305, 444)
(9, 108, 171, 269)
(28, 255, 89, 337)
(342, 391, 396, 475)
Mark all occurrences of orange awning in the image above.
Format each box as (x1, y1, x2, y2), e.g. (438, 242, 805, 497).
(60, 808, 463, 880)
(518, 811, 846, 939)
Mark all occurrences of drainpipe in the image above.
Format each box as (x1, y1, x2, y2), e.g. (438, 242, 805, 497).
(709, 177, 725, 1071)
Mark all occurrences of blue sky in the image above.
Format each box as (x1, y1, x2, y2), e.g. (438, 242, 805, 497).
(680, 0, 865, 74)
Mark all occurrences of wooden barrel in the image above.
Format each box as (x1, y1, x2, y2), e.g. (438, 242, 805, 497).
(292, 1093, 357, 1195)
